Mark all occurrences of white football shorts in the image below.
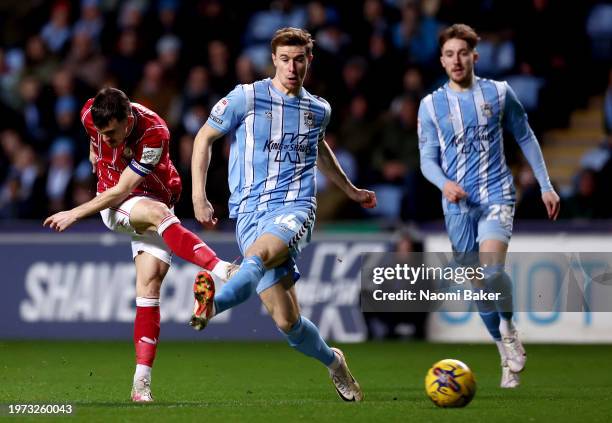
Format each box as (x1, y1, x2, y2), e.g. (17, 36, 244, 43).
(99, 196, 173, 264)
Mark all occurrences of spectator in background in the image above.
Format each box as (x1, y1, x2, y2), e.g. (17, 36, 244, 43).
(0, 130, 24, 183)
(474, 31, 515, 79)
(45, 137, 75, 214)
(359, 0, 391, 45)
(107, 29, 144, 94)
(70, 159, 96, 208)
(391, 0, 440, 68)
(169, 65, 210, 127)
(401, 66, 425, 98)
(155, 34, 182, 89)
(363, 226, 427, 340)
(156, 0, 181, 35)
(40, 0, 72, 55)
(335, 56, 369, 117)
(64, 29, 107, 91)
(21, 35, 59, 85)
(207, 40, 234, 96)
(242, 0, 307, 72)
(133, 60, 176, 120)
(515, 163, 550, 220)
(0, 144, 46, 219)
(506, 62, 545, 135)
(316, 132, 358, 221)
(18, 76, 50, 148)
(235, 54, 259, 84)
(338, 93, 379, 172)
(561, 169, 602, 219)
(50, 68, 82, 139)
(73, 0, 104, 43)
(370, 94, 420, 219)
(366, 32, 402, 110)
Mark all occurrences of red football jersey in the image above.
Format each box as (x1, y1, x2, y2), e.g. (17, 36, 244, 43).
(80, 98, 182, 206)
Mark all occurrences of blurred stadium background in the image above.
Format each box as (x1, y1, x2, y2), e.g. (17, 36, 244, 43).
(0, 0, 612, 418)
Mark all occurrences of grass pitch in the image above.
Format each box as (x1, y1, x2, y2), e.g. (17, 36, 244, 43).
(0, 341, 610, 422)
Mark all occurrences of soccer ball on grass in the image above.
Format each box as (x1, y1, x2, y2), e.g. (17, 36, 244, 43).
(425, 359, 476, 407)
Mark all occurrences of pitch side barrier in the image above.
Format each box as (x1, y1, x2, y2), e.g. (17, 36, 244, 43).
(1, 225, 611, 342)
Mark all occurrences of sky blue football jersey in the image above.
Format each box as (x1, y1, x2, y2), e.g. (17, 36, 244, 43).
(418, 77, 552, 215)
(207, 78, 331, 217)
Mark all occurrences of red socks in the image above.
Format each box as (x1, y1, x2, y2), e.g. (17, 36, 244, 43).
(134, 297, 160, 367)
(157, 216, 220, 270)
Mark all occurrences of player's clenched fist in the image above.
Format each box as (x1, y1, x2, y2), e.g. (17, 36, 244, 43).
(352, 189, 377, 209)
(442, 181, 467, 203)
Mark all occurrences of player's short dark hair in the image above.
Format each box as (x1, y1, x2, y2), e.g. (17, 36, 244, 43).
(439, 24, 480, 52)
(91, 87, 131, 129)
(271, 27, 314, 55)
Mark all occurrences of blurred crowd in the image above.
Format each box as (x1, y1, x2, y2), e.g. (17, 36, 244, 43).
(0, 0, 610, 223)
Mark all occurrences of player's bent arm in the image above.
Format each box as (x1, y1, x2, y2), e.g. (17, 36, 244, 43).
(317, 138, 359, 197)
(317, 139, 377, 208)
(503, 84, 553, 192)
(44, 167, 143, 231)
(419, 146, 450, 191)
(192, 123, 226, 227)
(70, 167, 142, 218)
(191, 123, 224, 202)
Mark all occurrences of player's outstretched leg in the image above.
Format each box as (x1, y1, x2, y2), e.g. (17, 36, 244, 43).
(190, 256, 264, 331)
(261, 283, 363, 401)
(132, 297, 160, 402)
(155, 214, 233, 279)
(282, 314, 363, 402)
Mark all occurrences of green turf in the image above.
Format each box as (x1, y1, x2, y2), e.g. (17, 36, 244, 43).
(0, 341, 610, 422)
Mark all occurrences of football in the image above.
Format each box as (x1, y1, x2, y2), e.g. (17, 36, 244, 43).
(425, 359, 476, 407)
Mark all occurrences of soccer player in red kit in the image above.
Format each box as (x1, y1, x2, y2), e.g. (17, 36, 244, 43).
(44, 87, 234, 402)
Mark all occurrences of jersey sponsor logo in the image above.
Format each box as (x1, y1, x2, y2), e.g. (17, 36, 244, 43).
(141, 147, 162, 165)
(263, 133, 312, 164)
(212, 98, 229, 116)
(454, 125, 490, 153)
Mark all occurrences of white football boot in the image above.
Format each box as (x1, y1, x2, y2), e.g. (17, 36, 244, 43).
(502, 329, 527, 373)
(328, 348, 364, 402)
(131, 377, 154, 402)
(501, 362, 520, 388)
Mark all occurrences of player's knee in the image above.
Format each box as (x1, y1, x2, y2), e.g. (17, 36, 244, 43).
(274, 311, 299, 333)
(276, 317, 297, 333)
(148, 202, 172, 227)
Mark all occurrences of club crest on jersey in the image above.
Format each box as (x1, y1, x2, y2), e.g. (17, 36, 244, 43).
(304, 111, 315, 128)
(265, 111, 273, 120)
(481, 103, 493, 118)
(122, 147, 133, 159)
(212, 98, 229, 116)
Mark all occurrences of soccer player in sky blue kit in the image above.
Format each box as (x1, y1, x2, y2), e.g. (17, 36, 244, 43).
(190, 27, 377, 401)
(418, 24, 560, 388)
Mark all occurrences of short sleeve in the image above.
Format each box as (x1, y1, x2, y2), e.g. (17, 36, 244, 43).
(207, 85, 247, 134)
(318, 98, 331, 141)
(129, 132, 167, 176)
